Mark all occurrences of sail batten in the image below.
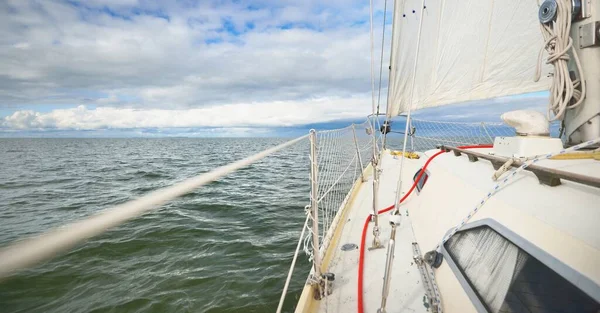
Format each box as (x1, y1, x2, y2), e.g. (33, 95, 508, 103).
(387, 0, 552, 117)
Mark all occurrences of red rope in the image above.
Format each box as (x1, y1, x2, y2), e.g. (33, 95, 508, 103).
(357, 215, 371, 312)
(357, 144, 492, 313)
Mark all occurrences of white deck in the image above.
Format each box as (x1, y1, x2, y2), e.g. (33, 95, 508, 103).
(318, 151, 428, 313)
(307, 147, 600, 313)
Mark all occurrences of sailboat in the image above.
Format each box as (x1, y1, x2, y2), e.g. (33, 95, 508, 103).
(0, 0, 598, 313)
(280, 0, 600, 312)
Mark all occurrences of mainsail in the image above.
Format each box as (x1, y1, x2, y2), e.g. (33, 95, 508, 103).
(387, 0, 553, 117)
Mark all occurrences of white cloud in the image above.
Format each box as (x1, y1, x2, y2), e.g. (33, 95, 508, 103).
(1, 95, 371, 130)
(0, 0, 391, 114)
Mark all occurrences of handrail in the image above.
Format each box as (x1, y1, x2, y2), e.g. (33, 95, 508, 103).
(0, 134, 309, 282)
(440, 145, 600, 188)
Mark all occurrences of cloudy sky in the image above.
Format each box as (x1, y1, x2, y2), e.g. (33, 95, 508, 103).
(0, 0, 546, 137)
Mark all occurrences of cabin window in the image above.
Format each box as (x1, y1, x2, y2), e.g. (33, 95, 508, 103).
(444, 226, 599, 313)
(413, 168, 429, 192)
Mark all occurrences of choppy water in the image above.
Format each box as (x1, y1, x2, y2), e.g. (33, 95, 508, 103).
(0, 138, 312, 313)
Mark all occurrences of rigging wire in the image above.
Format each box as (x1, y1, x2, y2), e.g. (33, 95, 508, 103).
(376, 2, 427, 311)
(376, 0, 388, 117)
(392, 0, 427, 216)
(382, 0, 399, 150)
(368, 0, 379, 143)
(369, 0, 377, 119)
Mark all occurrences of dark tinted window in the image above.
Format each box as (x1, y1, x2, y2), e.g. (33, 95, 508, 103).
(445, 226, 599, 313)
(413, 168, 428, 192)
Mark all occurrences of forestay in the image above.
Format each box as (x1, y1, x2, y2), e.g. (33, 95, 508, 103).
(387, 0, 552, 116)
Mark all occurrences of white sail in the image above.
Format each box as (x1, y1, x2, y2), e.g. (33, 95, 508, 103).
(387, 0, 552, 117)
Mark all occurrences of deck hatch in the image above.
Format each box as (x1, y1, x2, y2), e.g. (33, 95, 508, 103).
(443, 224, 600, 313)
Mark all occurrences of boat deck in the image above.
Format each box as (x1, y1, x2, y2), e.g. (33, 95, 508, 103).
(317, 150, 429, 313)
(305, 145, 600, 313)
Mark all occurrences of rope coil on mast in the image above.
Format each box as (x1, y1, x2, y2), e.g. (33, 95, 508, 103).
(535, 0, 586, 121)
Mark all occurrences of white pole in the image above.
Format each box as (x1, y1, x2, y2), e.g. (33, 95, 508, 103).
(352, 124, 366, 182)
(276, 215, 310, 313)
(308, 130, 322, 288)
(369, 0, 383, 250)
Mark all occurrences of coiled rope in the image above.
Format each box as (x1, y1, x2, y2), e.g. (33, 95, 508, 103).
(534, 0, 586, 121)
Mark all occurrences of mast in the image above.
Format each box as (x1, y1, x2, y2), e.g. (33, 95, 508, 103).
(563, 0, 600, 145)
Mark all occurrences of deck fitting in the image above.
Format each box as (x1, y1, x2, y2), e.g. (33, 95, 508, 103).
(341, 243, 358, 251)
(491, 160, 505, 170)
(533, 172, 562, 187)
(424, 250, 443, 268)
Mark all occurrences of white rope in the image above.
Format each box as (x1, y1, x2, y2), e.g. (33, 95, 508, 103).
(0, 134, 309, 281)
(317, 154, 357, 203)
(492, 158, 516, 181)
(276, 214, 310, 313)
(481, 122, 494, 143)
(437, 137, 600, 250)
(303, 221, 314, 262)
(429, 138, 600, 313)
(535, 0, 586, 121)
(361, 137, 374, 152)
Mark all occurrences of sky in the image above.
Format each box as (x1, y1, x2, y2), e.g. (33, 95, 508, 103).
(0, 0, 549, 137)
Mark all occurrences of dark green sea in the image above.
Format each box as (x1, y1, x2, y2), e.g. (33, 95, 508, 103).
(0, 138, 312, 313)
